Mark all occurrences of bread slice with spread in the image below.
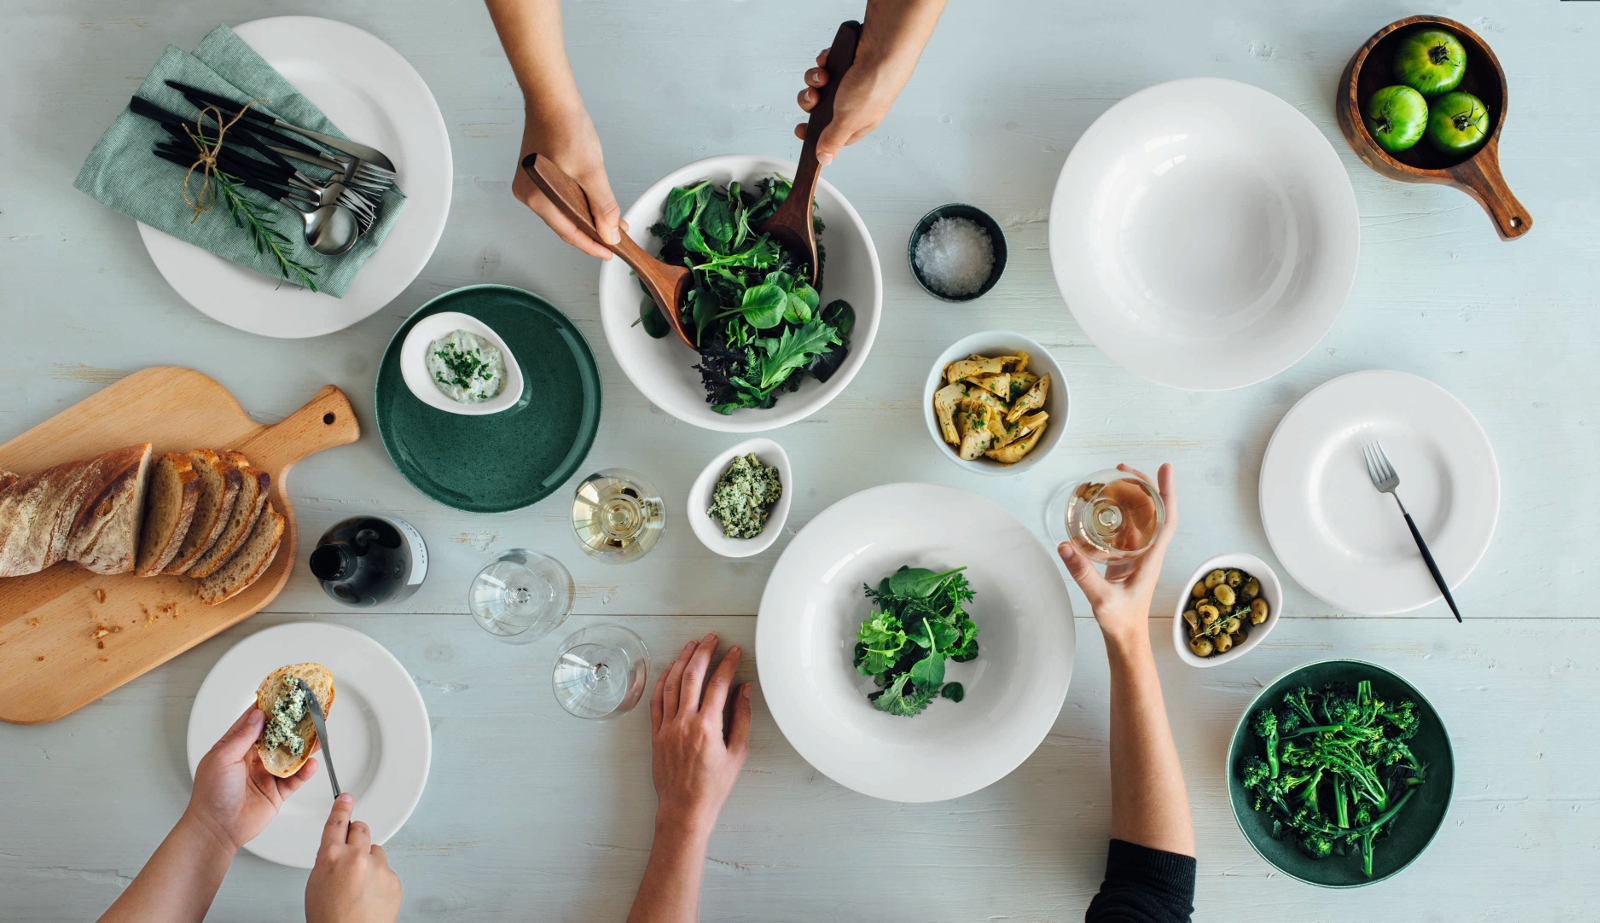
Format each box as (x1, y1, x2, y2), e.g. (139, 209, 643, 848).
(255, 662, 335, 778)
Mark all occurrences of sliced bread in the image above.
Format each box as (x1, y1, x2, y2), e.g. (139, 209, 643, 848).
(0, 443, 153, 577)
(185, 452, 269, 580)
(133, 452, 200, 577)
(195, 499, 284, 605)
(255, 662, 335, 778)
(163, 449, 242, 575)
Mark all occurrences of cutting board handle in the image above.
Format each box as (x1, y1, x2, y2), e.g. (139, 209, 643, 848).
(236, 385, 360, 474)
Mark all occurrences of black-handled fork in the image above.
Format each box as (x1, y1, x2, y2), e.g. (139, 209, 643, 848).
(1362, 441, 1462, 622)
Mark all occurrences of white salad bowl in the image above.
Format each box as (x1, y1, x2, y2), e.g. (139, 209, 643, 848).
(757, 482, 1076, 802)
(598, 154, 883, 432)
(1048, 78, 1360, 391)
(922, 330, 1068, 477)
(399, 311, 525, 416)
(1171, 552, 1284, 668)
(687, 438, 793, 558)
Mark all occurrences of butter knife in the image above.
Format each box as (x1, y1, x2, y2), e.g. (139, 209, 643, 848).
(295, 678, 341, 798)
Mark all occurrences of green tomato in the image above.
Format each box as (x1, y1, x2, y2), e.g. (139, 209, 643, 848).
(1393, 28, 1467, 96)
(1363, 85, 1428, 153)
(1426, 91, 1489, 156)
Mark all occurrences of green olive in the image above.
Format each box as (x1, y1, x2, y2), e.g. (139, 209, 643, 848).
(1191, 580, 1208, 599)
(1240, 577, 1261, 601)
(1190, 637, 1214, 657)
(1225, 569, 1243, 588)
(1197, 603, 1220, 625)
(1222, 617, 1241, 635)
(1213, 584, 1236, 607)
(1250, 598, 1270, 625)
(1204, 569, 1226, 589)
(1214, 632, 1233, 653)
(1183, 609, 1199, 631)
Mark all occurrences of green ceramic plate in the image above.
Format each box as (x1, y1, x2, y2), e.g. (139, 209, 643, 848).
(376, 285, 601, 513)
(1226, 659, 1454, 888)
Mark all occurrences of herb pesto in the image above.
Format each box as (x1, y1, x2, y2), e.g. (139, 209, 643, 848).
(706, 453, 782, 539)
(263, 682, 309, 757)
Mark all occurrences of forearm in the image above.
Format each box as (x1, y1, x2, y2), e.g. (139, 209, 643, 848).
(859, 0, 946, 77)
(1104, 631, 1195, 857)
(625, 808, 714, 923)
(484, 0, 585, 119)
(97, 812, 235, 923)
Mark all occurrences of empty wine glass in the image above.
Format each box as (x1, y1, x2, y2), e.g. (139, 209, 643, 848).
(1045, 468, 1166, 581)
(552, 625, 650, 719)
(468, 549, 573, 643)
(571, 469, 665, 564)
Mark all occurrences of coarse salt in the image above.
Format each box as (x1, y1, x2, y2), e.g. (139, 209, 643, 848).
(914, 216, 995, 297)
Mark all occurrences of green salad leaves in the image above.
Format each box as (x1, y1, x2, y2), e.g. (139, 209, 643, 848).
(644, 176, 855, 414)
(853, 565, 978, 717)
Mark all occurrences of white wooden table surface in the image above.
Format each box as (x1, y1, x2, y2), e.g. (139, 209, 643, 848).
(2, 1, 1597, 920)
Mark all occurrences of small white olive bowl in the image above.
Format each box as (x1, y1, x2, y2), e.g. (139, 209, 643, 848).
(922, 330, 1068, 477)
(1172, 552, 1284, 668)
(400, 311, 525, 416)
(687, 438, 793, 558)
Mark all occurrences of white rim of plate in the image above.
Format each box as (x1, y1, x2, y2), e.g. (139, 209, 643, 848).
(1258, 370, 1499, 615)
(186, 622, 431, 868)
(138, 16, 452, 338)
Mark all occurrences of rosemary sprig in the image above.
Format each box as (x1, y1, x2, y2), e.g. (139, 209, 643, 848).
(212, 169, 319, 291)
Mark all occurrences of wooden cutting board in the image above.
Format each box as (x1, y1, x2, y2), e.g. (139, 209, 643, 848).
(0, 367, 358, 723)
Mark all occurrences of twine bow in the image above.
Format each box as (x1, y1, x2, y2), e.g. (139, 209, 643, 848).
(180, 99, 265, 223)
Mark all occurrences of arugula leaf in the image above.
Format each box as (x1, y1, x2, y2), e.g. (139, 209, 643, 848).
(755, 319, 840, 391)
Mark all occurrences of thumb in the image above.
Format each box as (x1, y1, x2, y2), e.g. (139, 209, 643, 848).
(814, 121, 849, 165)
(213, 706, 265, 762)
(1058, 542, 1110, 608)
(321, 793, 355, 850)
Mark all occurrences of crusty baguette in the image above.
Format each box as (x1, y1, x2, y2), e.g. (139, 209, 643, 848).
(186, 453, 269, 580)
(255, 662, 335, 778)
(194, 500, 283, 605)
(163, 449, 242, 575)
(134, 452, 199, 577)
(0, 443, 152, 578)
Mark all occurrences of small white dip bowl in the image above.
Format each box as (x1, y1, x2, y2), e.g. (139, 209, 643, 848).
(400, 311, 525, 416)
(1171, 552, 1284, 668)
(922, 330, 1068, 477)
(687, 438, 793, 558)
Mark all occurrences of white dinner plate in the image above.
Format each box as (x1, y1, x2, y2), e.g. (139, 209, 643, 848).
(757, 483, 1076, 802)
(139, 17, 452, 338)
(186, 622, 431, 868)
(1259, 370, 1500, 615)
(1048, 78, 1360, 390)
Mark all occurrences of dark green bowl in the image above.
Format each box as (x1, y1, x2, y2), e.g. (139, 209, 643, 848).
(1226, 659, 1454, 887)
(906, 204, 1007, 302)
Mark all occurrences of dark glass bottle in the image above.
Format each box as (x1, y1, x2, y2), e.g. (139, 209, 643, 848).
(307, 516, 427, 607)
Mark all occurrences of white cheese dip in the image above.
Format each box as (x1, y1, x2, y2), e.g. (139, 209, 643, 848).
(427, 330, 505, 403)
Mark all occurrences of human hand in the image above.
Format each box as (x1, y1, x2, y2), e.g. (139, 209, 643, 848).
(649, 633, 752, 832)
(306, 794, 402, 923)
(513, 104, 625, 259)
(184, 705, 318, 851)
(1057, 463, 1179, 649)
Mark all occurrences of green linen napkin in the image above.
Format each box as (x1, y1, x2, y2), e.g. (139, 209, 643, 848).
(73, 26, 407, 298)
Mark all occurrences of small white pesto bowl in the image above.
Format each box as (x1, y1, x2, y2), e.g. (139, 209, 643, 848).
(1172, 552, 1284, 668)
(400, 311, 525, 416)
(687, 438, 793, 558)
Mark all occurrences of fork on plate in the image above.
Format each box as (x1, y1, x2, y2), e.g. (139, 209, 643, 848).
(1362, 441, 1463, 622)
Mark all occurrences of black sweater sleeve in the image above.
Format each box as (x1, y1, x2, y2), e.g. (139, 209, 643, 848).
(1083, 839, 1196, 923)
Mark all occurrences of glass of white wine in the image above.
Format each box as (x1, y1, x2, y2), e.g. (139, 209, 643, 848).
(1046, 467, 1166, 581)
(571, 469, 665, 564)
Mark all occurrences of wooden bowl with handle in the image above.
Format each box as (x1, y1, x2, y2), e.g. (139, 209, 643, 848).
(1336, 15, 1530, 240)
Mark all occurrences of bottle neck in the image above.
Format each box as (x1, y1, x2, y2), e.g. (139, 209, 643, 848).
(309, 543, 359, 582)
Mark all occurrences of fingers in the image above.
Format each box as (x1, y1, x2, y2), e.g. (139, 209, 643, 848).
(660, 640, 694, 723)
(816, 49, 830, 67)
(371, 843, 391, 866)
(815, 122, 848, 165)
(1137, 464, 1180, 582)
(213, 705, 265, 762)
(796, 87, 818, 113)
(321, 793, 355, 849)
(529, 198, 614, 261)
(277, 756, 317, 799)
(1058, 542, 1111, 609)
(701, 645, 742, 720)
(650, 667, 667, 734)
(677, 633, 718, 715)
(805, 65, 829, 89)
(577, 168, 622, 247)
(727, 683, 753, 756)
(347, 820, 373, 850)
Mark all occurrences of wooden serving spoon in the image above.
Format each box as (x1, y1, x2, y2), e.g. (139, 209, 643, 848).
(520, 153, 696, 347)
(756, 20, 861, 285)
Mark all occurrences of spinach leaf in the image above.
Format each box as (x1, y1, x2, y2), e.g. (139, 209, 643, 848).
(739, 283, 787, 330)
(701, 194, 735, 245)
(821, 299, 855, 341)
(690, 288, 719, 345)
(909, 649, 946, 691)
(664, 180, 708, 229)
(888, 566, 968, 599)
(638, 298, 670, 339)
(941, 682, 965, 702)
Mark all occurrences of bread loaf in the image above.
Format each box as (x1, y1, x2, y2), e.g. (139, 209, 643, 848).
(255, 662, 335, 778)
(186, 452, 269, 580)
(0, 444, 153, 578)
(163, 449, 242, 575)
(133, 452, 200, 577)
(195, 499, 284, 604)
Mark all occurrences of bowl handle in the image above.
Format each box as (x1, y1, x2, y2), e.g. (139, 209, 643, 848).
(1450, 145, 1532, 240)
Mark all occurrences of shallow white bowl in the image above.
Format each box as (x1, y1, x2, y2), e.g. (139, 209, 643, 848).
(1048, 78, 1360, 391)
(922, 331, 1068, 476)
(757, 482, 1076, 802)
(399, 311, 525, 416)
(1171, 552, 1284, 668)
(687, 438, 793, 558)
(598, 154, 883, 432)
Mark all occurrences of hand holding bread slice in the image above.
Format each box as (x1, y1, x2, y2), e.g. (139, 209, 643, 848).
(256, 662, 335, 778)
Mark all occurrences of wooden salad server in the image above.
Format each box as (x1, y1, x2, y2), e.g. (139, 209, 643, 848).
(521, 153, 696, 348)
(756, 20, 861, 285)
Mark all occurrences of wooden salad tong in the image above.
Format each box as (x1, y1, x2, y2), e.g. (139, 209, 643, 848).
(757, 20, 861, 286)
(521, 153, 696, 348)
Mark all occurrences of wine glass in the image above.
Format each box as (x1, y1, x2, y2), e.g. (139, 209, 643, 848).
(1045, 468, 1166, 581)
(552, 625, 650, 719)
(468, 549, 573, 643)
(571, 469, 666, 564)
